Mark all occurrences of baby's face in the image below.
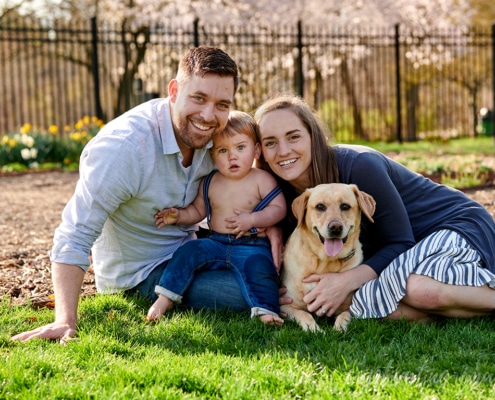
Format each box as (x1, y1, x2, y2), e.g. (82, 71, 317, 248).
(210, 132, 260, 179)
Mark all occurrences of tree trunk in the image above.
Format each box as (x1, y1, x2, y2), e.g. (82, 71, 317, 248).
(340, 58, 365, 140)
(405, 83, 418, 141)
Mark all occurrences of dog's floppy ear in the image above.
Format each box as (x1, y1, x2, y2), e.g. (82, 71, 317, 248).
(291, 189, 312, 228)
(351, 185, 376, 223)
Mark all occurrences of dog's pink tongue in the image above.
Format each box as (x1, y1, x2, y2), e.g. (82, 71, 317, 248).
(324, 238, 344, 257)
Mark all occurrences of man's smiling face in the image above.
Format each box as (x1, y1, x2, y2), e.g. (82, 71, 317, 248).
(169, 73, 235, 151)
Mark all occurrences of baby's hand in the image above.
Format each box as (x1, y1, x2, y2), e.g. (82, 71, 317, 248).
(225, 209, 254, 238)
(155, 208, 180, 228)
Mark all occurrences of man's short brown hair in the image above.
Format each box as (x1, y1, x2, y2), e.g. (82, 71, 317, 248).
(177, 46, 239, 93)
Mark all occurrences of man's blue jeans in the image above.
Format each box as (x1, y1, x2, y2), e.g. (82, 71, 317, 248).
(128, 261, 249, 311)
(135, 232, 280, 316)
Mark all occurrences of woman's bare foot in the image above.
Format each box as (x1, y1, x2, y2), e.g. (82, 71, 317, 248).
(146, 294, 174, 321)
(260, 313, 284, 326)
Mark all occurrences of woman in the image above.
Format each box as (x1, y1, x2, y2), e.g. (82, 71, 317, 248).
(254, 94, 495, 322)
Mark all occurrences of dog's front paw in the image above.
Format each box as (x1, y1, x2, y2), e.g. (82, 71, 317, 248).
(282, 305, 323, 333)
(301, 321, 322, 333)
(333, 311, 352, 332)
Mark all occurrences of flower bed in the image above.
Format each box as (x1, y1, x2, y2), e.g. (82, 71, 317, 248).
(0, 117, 103, 173)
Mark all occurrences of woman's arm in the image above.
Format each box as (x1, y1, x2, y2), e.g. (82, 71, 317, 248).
(338, 148, 416, 275)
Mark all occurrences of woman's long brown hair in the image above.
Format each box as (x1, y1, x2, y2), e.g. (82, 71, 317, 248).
(254, 94, 339, 237)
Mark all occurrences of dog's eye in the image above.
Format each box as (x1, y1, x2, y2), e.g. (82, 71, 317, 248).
(315, 203, 326, 212)
(340, 203, 351, 211)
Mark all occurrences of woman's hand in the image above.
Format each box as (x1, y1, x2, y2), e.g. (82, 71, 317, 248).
(278, 286, 292, 318)
(302, 265, 377, 317)
(302, 272, 351, 317)
(265, 226, 283, 272)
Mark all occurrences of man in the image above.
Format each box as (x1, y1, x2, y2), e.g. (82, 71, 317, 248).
(12, 46, 268, 342)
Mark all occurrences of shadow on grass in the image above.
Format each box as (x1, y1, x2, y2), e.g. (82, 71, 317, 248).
(63, 293, 495, 375)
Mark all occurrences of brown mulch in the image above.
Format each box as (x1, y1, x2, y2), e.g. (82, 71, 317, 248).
(0, 171, 96, 307)
(1, 169, 494, 308)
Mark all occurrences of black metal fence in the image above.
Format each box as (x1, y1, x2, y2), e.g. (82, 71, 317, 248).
(1, 17, 494, 142)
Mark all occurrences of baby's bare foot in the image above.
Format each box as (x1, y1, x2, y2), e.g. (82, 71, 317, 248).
(260, 313, 284, 326)
(146, 295, 173, 321)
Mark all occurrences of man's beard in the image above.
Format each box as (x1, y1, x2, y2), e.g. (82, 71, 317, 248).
(174, 116, 216, 149)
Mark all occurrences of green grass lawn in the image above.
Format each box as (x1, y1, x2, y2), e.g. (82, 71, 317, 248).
(2, 294, 495, 399)
(352, 136, 495, 155)
(353, 136, 495, 188)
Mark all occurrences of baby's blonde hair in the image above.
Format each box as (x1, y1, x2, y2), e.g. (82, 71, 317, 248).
(215, 110, 259, 144)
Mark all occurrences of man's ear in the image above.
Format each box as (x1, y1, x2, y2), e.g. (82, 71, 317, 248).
(168, 79, 178, 102)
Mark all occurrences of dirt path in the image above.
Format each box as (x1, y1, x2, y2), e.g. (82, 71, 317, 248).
(1, 171, 494, 306)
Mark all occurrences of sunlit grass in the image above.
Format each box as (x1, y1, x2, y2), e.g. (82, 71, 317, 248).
(355, 137, 495, 188)
(353, 136, 495, 155)
(3, 294, 495, 398)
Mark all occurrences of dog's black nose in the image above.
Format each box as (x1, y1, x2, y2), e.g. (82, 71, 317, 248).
(328, 221, 343, 236)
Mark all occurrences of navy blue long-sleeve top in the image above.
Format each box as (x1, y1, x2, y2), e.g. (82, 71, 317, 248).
(334, 144, 495, 275)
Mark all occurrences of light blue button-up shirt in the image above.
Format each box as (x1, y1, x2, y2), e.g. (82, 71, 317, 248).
(50, 98, 215, 292)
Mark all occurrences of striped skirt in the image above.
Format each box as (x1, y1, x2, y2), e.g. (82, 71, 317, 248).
(350, 229, 495, 319)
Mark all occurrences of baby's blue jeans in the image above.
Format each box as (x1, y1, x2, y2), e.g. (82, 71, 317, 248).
(152, 232, 280, 317)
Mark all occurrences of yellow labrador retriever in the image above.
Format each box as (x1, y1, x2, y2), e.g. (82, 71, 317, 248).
(281, 183, 376, 332)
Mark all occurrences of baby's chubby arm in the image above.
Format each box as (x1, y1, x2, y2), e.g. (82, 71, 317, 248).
(154, 180, 207, 229)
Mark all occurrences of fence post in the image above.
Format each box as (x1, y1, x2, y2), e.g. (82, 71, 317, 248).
(394, 24, 402, 143)
(492, 23, 495, 144)
(194, 18, 199, 47)
(297, 20, 304, 97)
(91, 16, 103, 121)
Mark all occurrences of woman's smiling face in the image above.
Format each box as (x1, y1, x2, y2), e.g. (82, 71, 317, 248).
(258, 108, 312, 192)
